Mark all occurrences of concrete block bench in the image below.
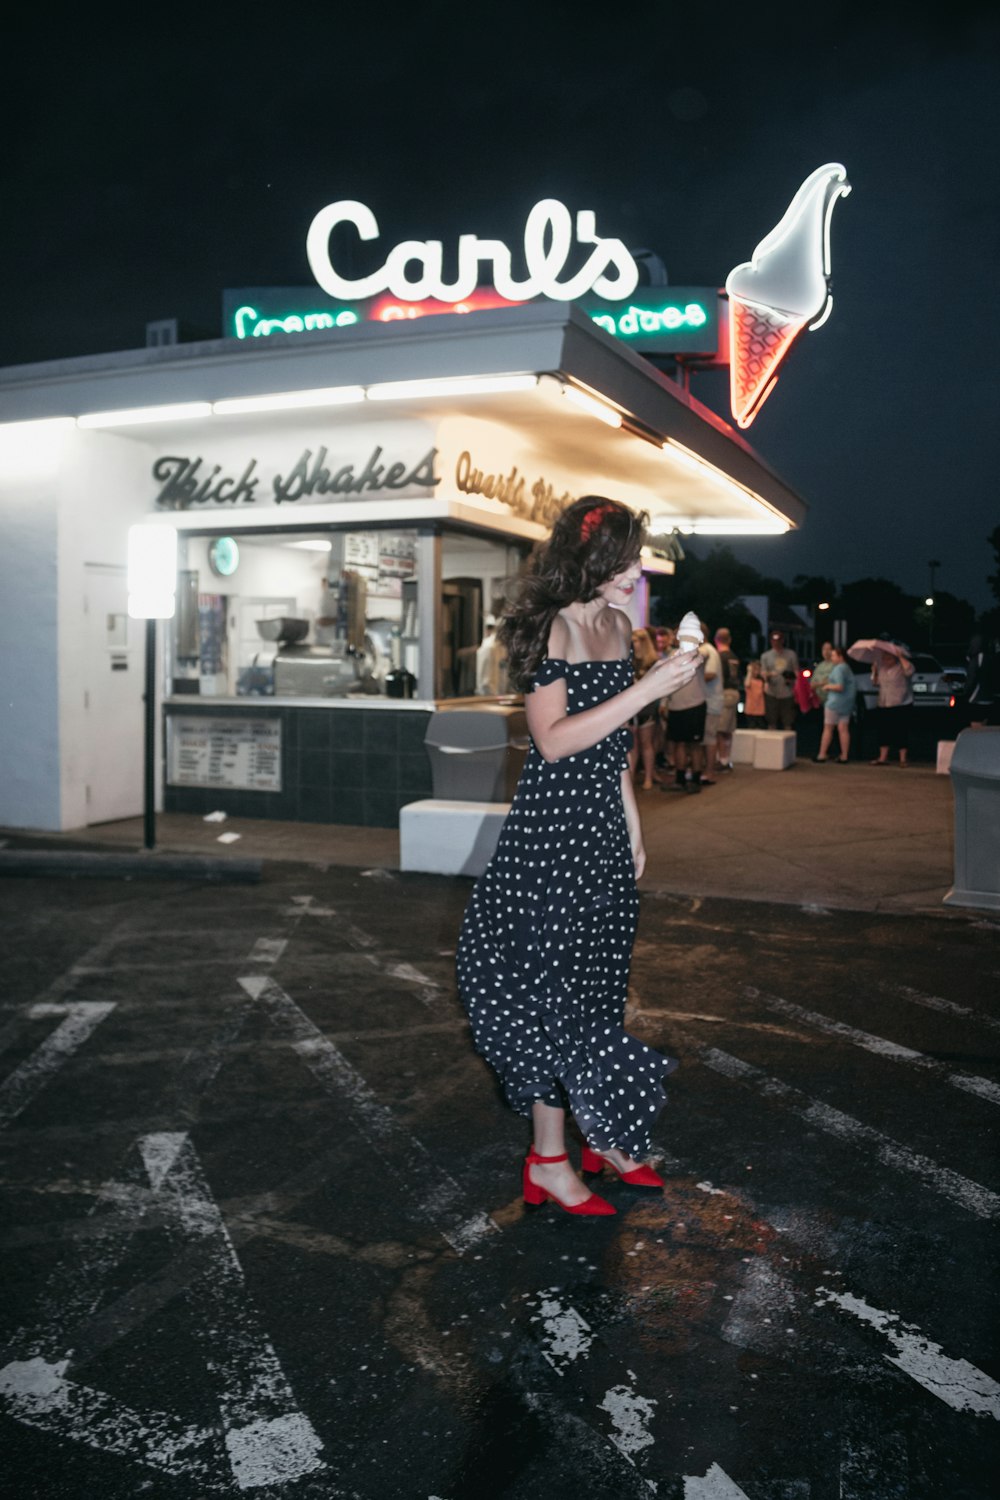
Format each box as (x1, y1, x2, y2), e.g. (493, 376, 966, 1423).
(731, 728, 758, 765)
(400, 799, 509, 877)
(753, 729, 797, 769)
(731, 728, 797, 769)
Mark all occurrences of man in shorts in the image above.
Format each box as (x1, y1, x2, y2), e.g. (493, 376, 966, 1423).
(664, 643, 708, 794)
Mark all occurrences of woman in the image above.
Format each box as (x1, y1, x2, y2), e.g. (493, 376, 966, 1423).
(743, 660, 766, 727)
(870, 645, 915, 765)
(628, 627, 661, 790)
(456, 498, 699, 1216)
(813, 645, 856, 762)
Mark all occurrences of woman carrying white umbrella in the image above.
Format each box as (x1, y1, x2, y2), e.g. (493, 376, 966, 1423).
(848, 638, 915, 766)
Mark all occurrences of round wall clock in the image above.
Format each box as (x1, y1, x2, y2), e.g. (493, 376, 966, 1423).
(208, 536, 240, 577)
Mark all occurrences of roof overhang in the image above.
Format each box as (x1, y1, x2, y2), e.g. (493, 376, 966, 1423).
(0, 303, 806, 545)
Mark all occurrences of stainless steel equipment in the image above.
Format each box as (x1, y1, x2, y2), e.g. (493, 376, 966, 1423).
(255, 617, 309, 646)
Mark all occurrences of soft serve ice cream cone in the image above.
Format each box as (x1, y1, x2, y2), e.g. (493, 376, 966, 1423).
(725, 164, 851, 429)
(676, 612, 704, 649)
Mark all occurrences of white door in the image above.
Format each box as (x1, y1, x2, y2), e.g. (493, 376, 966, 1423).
(83, 565, 144, 824)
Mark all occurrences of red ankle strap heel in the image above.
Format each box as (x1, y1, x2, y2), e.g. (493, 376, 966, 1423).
(581, 1144, 665, 1190)
(523, 1147, 616, 1216)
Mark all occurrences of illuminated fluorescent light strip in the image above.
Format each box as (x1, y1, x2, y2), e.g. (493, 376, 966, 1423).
(662, 438, 782, 522)
(0, 417, 76, 439)
(367, 374, 538, 400)
(77, 402, 212, 429)
(671, 517, 789, 535)
(213, 386, 365, 415)
(562, 385, 623, 429)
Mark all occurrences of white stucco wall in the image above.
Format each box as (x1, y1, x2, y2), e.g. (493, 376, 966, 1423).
(57, 430, 159, 829)
(0, 421, 72, 829)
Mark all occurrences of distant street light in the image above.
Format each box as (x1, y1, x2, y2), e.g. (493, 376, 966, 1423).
(817, 601, 831, 611)
(925, 596, 935, 607)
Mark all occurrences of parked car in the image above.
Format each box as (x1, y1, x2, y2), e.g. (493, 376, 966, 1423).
(851, 652, 957, 717)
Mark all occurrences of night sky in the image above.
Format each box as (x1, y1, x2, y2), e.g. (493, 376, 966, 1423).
(4, 4, 998, 611)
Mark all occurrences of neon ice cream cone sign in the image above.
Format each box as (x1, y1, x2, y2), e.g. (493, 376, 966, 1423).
(302, 168, 850, 431)
(725, 164, 851, 429)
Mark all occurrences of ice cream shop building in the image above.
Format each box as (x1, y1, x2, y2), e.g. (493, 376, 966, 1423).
(0, 169, 849, 834)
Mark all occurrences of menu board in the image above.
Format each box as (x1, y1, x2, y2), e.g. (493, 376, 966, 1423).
(167, 716, 281, 792)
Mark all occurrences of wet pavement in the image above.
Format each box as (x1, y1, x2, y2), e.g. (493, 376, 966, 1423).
(1, 844, 998, 1499)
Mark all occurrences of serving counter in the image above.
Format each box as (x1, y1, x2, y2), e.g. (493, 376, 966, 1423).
(163, 697, 437, 829)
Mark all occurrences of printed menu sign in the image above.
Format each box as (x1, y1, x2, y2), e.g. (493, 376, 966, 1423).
(167, 717, 281, 792)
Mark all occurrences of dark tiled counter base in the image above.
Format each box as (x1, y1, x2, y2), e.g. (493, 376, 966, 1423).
(163, 704, 433, 827)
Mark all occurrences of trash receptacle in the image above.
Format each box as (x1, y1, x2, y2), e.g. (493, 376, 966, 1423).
(424, 705, 529, 801)
(944, 727, 1000, 911)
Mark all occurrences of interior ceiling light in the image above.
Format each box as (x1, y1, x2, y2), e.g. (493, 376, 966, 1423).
(213, 386, 365, 415)
(285, 539, 333, 551)
(562, 385, 623, 429)
(366, 374, 538, 401)
(77, 402, 212, 429)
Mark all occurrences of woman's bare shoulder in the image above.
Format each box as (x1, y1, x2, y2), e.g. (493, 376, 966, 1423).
(545, 612, 572, 658)
(608, 607, 634, 654)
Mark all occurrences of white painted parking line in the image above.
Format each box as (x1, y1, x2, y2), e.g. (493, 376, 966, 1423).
(528, 1289, 593, 1374)
(749, 988, 1000, 1107)
(140, 1133, 326, 1489)
(598, 1371, 657, 1460)
(0, 1131, 327, 1492)
(245, 937, 287, 966)
(684, 1463, 751, 1498)
(0, 1002, 115, 1127)
(237, 975, 497, 1253)
(815, 1286, 1000, 1418)
(701, 1047, 1000, 1220)
(887, 982, 1000, 1037)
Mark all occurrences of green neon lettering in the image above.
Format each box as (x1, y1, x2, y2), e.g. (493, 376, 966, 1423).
(304, 312, 335, 330)
(588, 301, 710, 340)
(234, 305, 259, 339)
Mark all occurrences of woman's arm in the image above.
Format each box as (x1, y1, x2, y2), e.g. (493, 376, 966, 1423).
(526, 633, 699, 762)
(621, 769, 645, 878)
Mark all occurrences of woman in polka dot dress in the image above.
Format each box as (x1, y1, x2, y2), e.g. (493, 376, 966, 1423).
(456, 498, 699, 1216)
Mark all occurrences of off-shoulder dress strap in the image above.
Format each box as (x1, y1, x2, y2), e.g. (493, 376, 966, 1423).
(530, 657, 570, 691)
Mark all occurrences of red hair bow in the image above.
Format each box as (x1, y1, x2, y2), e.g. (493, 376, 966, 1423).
(580, 503, 612, 543)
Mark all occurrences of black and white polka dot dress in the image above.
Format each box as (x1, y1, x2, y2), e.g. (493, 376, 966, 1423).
(456, 656, 677, 1160)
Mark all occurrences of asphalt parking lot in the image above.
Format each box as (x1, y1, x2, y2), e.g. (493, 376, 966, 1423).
(1, 842, 997, 1499)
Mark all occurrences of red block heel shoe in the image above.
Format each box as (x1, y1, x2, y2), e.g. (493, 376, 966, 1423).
(581, 1144, 665, 1189)
(523, 1149, 616, 1216)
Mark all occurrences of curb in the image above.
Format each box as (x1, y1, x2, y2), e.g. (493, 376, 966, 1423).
(0, 849, 262, 883)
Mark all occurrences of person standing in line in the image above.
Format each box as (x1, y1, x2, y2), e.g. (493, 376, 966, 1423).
(699, 623, 723, 784)
(869, 644, 915, 765)
(811, 641, 835, 709)
(743, 660, 767, 727)
(663, 634, 708, 794)
(813, 646, 857, 762)
(760, 629, 800, 730)
(456, 498, 699, 1216)
(652, 624, 676, 773)
(714, 627, 742, 772)
(628, 627, 661, 790)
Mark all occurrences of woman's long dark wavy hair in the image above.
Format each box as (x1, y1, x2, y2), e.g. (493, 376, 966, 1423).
(499, 496, 648, 690)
